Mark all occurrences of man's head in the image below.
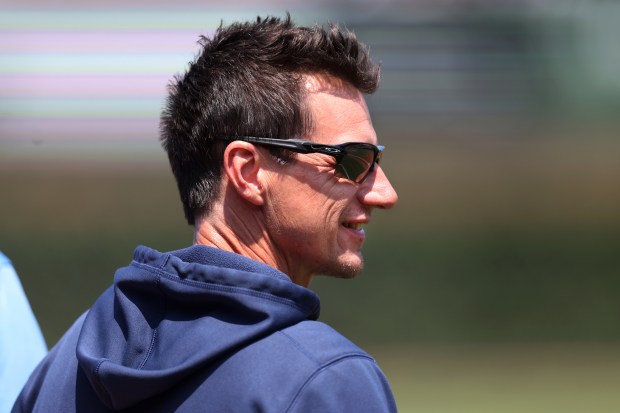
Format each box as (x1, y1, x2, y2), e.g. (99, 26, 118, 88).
(161, 15, 380, 224)
(161, 15, 397, 285)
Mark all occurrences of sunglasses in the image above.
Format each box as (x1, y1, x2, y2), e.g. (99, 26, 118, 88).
(216, 136, 384, 183)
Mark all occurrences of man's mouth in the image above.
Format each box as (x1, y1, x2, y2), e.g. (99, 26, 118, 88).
(343, 222, 363, 231)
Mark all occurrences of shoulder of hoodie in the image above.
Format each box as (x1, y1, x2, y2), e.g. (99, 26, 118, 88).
(230, 319, 381, 378)
(277, 320, 374, 365)
(262, 321, 395, 411)
(239, 319, 388, 386)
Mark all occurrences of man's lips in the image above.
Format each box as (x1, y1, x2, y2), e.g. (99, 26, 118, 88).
(342, 222, 364, 231)
(341, 218, 370, 237)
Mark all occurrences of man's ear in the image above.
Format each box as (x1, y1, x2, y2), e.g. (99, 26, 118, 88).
(222, 141, 266, 206)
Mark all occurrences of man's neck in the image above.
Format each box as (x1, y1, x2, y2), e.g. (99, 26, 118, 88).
(192, 202, 314, 287)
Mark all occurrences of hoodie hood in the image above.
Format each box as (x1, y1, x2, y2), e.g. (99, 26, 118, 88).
(76, 245, 320, 410)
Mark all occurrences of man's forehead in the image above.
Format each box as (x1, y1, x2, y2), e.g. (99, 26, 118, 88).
(301, 73, 374, 146)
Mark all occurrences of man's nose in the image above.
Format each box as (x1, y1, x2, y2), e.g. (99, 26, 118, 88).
(357, 165, 398, 209)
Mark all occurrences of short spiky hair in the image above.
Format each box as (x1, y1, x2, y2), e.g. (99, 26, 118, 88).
(160, 14, 381, 225)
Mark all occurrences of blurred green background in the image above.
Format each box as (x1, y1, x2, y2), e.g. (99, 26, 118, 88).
(1, 1, 620, 412)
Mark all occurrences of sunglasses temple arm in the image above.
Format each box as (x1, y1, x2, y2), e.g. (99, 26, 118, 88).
(238, 136, 315, 154)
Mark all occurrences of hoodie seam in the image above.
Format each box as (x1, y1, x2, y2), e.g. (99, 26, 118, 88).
(159, 254, 171, 269)
(135, 273, 165, 371)
(94, 358, 106, 375)
(137, 326, 158, 370)
(165, 246, 289, 281)
(130, 260, 312, 316)
(284, 354, 377, 413)
(93, 359, 114, 407)
(175, 257, 288, 281)
(277, 331, 320, 365)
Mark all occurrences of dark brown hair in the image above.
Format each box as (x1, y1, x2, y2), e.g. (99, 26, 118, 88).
(160, 14, 380, 224)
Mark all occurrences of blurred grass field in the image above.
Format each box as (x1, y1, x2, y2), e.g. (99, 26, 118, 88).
(374, 343, 620, 413)
(1, 123, 620, 412)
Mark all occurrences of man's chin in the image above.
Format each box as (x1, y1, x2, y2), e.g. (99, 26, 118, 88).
(320, 255, 364, 279)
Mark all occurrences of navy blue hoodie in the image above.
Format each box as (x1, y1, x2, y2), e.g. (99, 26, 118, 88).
(13, 245, 397, 412)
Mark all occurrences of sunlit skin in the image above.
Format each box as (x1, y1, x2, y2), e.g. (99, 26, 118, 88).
(194, 74, 398, 287)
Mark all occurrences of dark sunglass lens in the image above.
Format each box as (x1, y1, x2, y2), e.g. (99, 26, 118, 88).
(334, 146, 376, 182)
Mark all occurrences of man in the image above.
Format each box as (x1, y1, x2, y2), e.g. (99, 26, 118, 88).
(0, 252, 47, 412)
(13, 15, 398, 412)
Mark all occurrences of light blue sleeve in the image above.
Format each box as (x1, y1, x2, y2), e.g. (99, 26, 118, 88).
(0, 252, 48, 413)
(286, 356, 398, 413)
